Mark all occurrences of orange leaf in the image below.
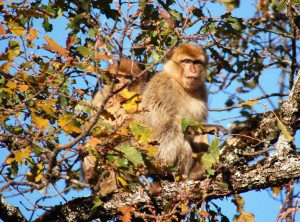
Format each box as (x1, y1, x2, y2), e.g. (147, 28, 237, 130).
(272, 187, 281, 197)
(19, 84, 30, 92)
(240, 100, 258, 107)
(44, 36, 69, 58)
(28, 29, 38, 41)
(118, 206, 135, 222)
(0, 25, 6, 35)
(88, 137, 101, 147)
(97, 52, 115, 60)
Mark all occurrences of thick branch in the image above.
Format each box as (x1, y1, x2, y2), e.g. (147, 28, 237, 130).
(34, 152, 300, 222)
(0, 197, 26, 222)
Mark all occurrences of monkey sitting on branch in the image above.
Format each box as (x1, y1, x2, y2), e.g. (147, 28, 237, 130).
(82, 59, 143, 185)
(139, 43, 227, 180)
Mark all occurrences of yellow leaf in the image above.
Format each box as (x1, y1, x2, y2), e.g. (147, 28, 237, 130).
(7, 20, 26, 36)
(122, 97, 139, 114)
(19, 84, 30, 92)
(37, 102, 56, 116)
(3, 62, 10, 72)
(6, 81, 17, 89)
(119, 88, 136, 99)
(272, 187, 281, 197)
(35, 171, 43, 182)
(144, 146, 157, 157)
(237, 210, 255, 222)
(58, 116, 82, 134)
(87, 66, 95, 72)
(117, 176, 128, 186)
(32, 113, 50, 129)
(88, 137, 101, 147)
(6, 157, 14, 164)
(240, 100, 258, 107)
(28, 28, 38, 42)
(276, 117, 293, 142)
(6, 148, 31, 164)
(44, 36, 69, 58)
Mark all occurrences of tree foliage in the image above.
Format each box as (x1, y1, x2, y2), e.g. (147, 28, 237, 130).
(0, 0, 299, 221)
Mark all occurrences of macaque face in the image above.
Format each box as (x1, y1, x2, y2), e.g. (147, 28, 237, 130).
(115, 72, 131, 86)
(179, 57, 206, 90)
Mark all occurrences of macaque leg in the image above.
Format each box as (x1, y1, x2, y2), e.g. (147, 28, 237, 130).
(157, 122, 193, 177)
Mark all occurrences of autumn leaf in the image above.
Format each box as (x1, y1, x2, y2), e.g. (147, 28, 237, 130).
(122, 96, 140, 114)
(97, 52, 115, 60)
(8, 40, 20, 61)
(44, 36, 69, 58)
(6, 148, 31, 165)
(119, 88, 136, 99)
(0, 25, 6, 35)
(272, 187, 281, 197)
(58, 115, 82, 134)
(117, 176, 128, 186)
(116, 145, 143, 166)
(144, 146, 157, 157)
(7, 20, 26, 36)
(37, 102, 56, 116)
(234, 210, 255, 222)
(91, 197, 102, 210)
(28, 29, 38, 42)
(240, 99, 258, 107)
(129, 121, 152, 144)
(6, 81, 17, 89)
(118, 206, 135, 222)
(32, 113, 50, 130)
(87, 137, 101, 147)
(276, 116, 293, 142)
(19, 84, 30, 92)
(27, 162, 44, 183)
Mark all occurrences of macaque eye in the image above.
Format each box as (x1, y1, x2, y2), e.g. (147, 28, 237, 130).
(181, 59, 192, 64)
(193, 60, 203, 65)
(116, 74, 131, 80)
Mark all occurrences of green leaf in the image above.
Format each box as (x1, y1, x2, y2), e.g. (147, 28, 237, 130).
(88, 28, 97, 38)
(76, 46, 90, 58)
(181, 118, 195, 132)
(169, 10, 182, 20)
(42, 18, 53, 32)
(116, 145, 143, 166)
(8, 40, 20, 61)
(276, 117, 293, 142)
(201, 153, 218, 176)
(129, 121, 152, 143)
(67, 14, 83, 30)
(210, 139, 220, 155)
(91, 196, 102, 210)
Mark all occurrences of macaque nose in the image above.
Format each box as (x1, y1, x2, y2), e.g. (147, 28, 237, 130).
(190, 64, 197, 76)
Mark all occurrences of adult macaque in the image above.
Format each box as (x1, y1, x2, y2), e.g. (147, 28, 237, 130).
(82, 59, 142, 184)
(139, 43, 209, 179)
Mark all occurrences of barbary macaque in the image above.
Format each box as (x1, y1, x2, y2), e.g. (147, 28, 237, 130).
(139, 43, 209, 179)
(82, 59, 143, 184)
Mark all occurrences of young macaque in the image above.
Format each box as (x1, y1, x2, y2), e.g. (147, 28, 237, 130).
(139, 43, 209, 179)
(82, 59, 142, 184)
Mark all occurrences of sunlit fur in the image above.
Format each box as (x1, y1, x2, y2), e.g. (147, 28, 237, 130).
(139, 43, 209, 179)
(82, 59, 142, 185)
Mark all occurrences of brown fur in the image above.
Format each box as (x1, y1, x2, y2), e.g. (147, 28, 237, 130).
(139, 43, 208, 179)
(82, 59, 142, 185)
